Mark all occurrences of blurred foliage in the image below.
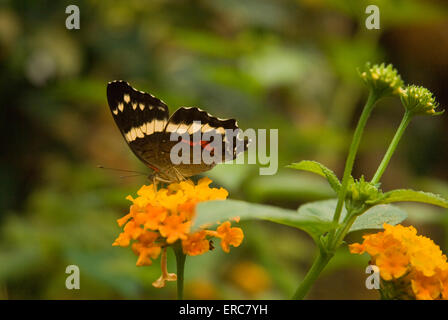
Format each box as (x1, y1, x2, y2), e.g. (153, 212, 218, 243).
(0, 0, 448, 299)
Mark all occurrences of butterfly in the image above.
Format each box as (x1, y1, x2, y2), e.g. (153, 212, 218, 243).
(106, 81, 248, 183)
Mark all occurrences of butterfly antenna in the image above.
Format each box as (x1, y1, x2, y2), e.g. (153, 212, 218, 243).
(97, 165, 147, 175)
(119, 174, 145, 179)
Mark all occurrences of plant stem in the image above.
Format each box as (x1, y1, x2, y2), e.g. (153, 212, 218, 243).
(332, 91, 378, 225)
(327, 91, 379, 251)
(371, 111, 412, 185)
(330, 211, 361, 252)
(173, 243, 186, 300)
(293, 92, 378, 300)
(292, 251, 333, 300)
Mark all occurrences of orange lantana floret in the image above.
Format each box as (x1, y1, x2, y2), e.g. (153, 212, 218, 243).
(215, 221, 244, 253)
(182, 231, 209, 256)
(131, 231, 161, 266)
(159, 214, 191, 244)
(142, 205, 167, 230)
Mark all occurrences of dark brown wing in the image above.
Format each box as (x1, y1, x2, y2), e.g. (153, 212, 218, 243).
(161, 107, 249, 179)
(106, 81, 169, 170)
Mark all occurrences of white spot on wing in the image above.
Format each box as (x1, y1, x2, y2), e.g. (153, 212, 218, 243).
(132, 102, 137, 110)
(140, 123, 147, 134)
(188, 122, 202, 134)
(112, 108, 118, 115)
(139, 103, 145, 111)
(155, 120, 166, 132)
(135, 127, 144, 138)
(146, 119, 155, 135)
(118, 103, 124, 112)
(130, 128, 136, 141)
(123, 94, 130, 103)
(176, 124, 189, 134)
(216, 127, 225, 134)
(201, 124, 213, 133)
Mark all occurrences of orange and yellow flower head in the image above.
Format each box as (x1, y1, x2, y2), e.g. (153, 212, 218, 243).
(113, 177, 244, 287)
(350, 224, 448, 300)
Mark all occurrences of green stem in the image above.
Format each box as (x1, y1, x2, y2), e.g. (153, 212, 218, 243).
(371, 111, 412, 184)
(332, 91, 378, 225)
(292, 251, 333, 300)
(293, 92, 378, 300)
(173, 243, 186, 300)
(330, 211, 360, 252)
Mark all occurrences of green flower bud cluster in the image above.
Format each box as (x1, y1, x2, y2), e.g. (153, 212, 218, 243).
(345, 176, 382, 213)
(400, 85, 444, 116)
(359, 63, 404, 98)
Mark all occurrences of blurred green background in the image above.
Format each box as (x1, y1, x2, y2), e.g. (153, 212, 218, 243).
(1, 0, 448, 299)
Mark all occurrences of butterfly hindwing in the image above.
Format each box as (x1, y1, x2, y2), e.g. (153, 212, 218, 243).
(162, 107, 248, 178)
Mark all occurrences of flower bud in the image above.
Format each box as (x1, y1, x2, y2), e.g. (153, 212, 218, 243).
(400, 85, 444, 116)
(359, 63, 403, 98)
(346, 176, 382, 213)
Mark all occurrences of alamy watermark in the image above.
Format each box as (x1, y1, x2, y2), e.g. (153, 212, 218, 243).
(365, 265, 380, 290)
(65, 265, 80, 290)
(365, 5, 380, 30)
(169, 122, 278, 176)
(65, 5, 80, 30)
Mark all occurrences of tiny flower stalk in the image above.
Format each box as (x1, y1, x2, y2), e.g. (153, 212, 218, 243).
(371, 111, 412, 185)
(153, 247, 177, 289)
(372, 85, 443, 184)
(112, 177, 244, 300)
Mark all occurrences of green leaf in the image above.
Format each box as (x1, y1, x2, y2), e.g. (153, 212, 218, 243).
(287, 160, 341, 192)
(371, 189, 448, 208)
(297, 199, 407, 233)
(195, 199, 338, 240)
(246, 173, 336, 202)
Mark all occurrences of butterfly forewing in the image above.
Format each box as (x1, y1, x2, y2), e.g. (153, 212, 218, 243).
(107, 81, 170, 168)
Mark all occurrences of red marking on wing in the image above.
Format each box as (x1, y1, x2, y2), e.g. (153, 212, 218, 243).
(148, 164, 159, 172)
(181, 139, 214, 151)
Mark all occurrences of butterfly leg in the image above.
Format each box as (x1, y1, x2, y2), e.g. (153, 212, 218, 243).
(153, 176, 158, 192)
(172, 166, 186, 182)
(154, 175, 173, 184)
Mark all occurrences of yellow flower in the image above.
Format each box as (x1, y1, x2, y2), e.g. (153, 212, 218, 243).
(350, 223, 448, 300)
(113, 177, 243, 288)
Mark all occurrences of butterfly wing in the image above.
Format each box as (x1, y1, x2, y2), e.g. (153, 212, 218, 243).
(106, 81, 170, 171)
(107, 81, 249, 182)
(162, 107, 249, 179)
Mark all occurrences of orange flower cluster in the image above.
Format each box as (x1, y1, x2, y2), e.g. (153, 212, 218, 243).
(113, 177, 244, 287)
(350, 224, 448, 300)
